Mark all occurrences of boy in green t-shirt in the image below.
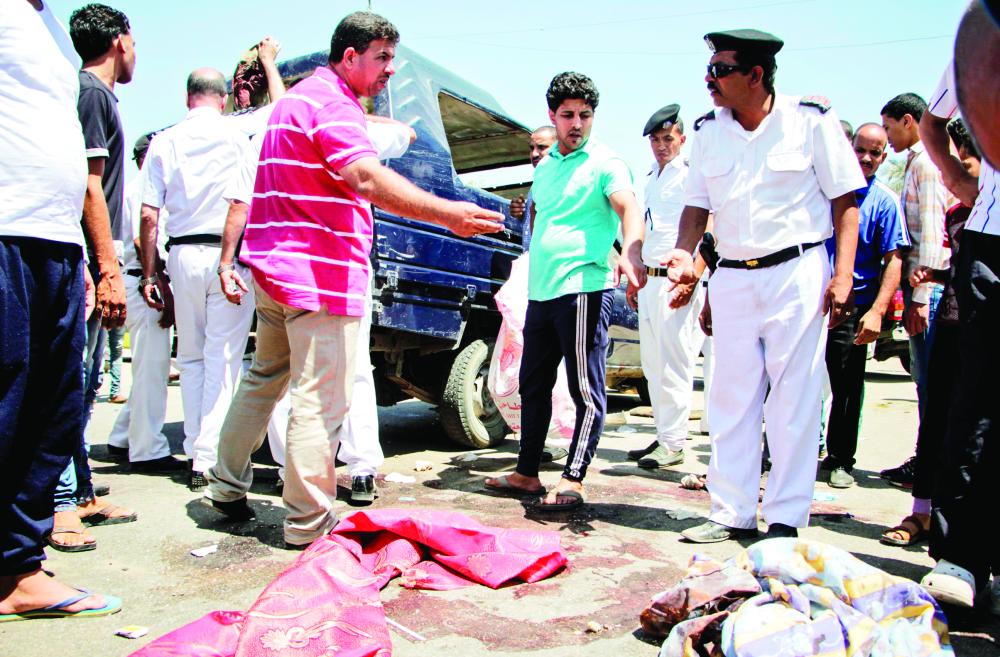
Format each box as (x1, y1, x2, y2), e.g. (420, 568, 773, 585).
(486, 72, 646, 510)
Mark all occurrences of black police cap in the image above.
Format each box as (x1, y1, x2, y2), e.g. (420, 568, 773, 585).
(643, 104, 681, 136)
(704, 29, 784, 56)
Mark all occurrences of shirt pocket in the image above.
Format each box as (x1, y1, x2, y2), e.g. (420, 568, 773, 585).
(766, 150, 811, 173)
(701, 157, 736, 205)
(761, 150, 813, 208)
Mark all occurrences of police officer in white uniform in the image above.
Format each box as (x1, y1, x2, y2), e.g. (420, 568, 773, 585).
(106, 135, 182, 471)
(139, 68, 256, 490)
(663, 29, 864, 543)
(626, 105, 709, 469)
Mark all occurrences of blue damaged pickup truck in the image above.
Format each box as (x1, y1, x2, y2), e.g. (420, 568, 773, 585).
(269, 46, 642, 448)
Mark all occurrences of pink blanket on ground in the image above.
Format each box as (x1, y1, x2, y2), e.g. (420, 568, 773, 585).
(129, 509, 567, 657)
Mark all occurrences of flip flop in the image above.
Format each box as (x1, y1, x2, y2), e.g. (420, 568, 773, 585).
(79, 503, 138, 527)
(484, 475, 545, 496)
(533, 489, 585, 512)
(0, 589, 122, 622)
(47, 527, 97, 553)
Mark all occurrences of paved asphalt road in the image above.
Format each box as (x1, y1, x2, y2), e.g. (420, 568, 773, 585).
(2, 356, 998, 656)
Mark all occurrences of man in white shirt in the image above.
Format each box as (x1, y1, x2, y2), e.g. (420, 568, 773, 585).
(911, 55, 1000, 611)
(106, 135, 180, 471)
(626, 105, 710, 469)
(664, 29, 864, 543)
(0, 0, 120, 620)
(139, 69, 256, 490)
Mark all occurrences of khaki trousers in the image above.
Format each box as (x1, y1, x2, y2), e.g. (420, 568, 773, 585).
(207, 283, 358, 545)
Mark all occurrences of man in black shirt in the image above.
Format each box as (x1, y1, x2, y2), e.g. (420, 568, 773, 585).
(48, 3, 136, 553)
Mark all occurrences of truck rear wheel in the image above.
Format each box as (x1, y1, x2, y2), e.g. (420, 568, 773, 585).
(439, 339, 510, 448)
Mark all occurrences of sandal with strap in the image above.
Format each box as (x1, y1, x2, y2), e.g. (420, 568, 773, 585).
(79, 502, 138, 527)
(47, 527, 97, 553)
(880, 514, 929, 547)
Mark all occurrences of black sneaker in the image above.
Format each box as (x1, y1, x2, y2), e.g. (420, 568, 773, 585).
(106, 444, 129, 461)
(200, 496, 256, 522)
(766, 523, 799, 538)
(627, 441, 659, 461)
(880, 456, 916, 489)
(189, 470, 208, 492)
(351, 475, 377, 504)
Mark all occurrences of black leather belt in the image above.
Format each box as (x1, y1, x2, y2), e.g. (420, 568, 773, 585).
(125, 268, 142, 277)
(165, 233, 222, 252)
(717, 241, 823, 270)
(646, 266, 670, 277)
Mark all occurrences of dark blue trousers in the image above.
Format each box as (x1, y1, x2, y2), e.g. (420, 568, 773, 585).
(517, 289, 612, 482)
(0, 237, 85, 575)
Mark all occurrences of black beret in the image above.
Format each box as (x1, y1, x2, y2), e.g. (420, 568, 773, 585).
(133, 133, 153, 162)
(704, 29, 784, 56)
(643, 104, 681, 136)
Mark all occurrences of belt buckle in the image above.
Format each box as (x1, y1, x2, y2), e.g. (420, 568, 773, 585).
(745, 258, 759, 269)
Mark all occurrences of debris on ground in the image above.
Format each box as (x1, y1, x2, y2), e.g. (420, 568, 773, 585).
(665, 508, 701, 521)
(115, 626, 150, 639)
(413, 460, 433, 471)
(585, 620, 606, 633)
(385, 472, 417, 484)
(451, 452, 481, 464)
(190, 544, 218, 558)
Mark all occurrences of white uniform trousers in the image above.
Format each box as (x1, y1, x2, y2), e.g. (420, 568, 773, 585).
(107, 273, 172, 462)
(264, 296, 383, 478)
(168, 244, 255, 472)
(638, 277, 706, 451)
(707, 246, 830, 529)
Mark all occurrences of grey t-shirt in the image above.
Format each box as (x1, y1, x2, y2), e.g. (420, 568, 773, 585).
(78, 70, 125, 247)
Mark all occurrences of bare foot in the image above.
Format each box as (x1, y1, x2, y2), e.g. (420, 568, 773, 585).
(77, 496, 137, 523)
(49, 510, 96, 550)
(484, 472, 543, 493)
(0, 570, 106, 615)
(542, 478, 585, 506)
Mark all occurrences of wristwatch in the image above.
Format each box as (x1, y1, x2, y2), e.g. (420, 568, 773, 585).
(139, 273, 159, 287)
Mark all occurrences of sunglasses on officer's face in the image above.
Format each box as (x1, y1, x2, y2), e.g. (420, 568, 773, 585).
(706, 62, 752, 79)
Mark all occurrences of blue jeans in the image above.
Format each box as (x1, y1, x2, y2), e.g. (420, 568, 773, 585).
(0, 237, 85, 575)
(903, 280, 943, 418)
(107, 325, 125, 396)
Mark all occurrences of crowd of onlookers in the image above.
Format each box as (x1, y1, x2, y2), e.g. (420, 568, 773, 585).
(1, 0, 998, 629)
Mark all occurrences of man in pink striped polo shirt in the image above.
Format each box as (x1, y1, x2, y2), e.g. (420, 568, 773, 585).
(204, 11, 504, 548)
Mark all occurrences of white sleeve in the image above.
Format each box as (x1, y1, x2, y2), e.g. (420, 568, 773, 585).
(811, 107, 866, 200)
(141, 137, 167, 209)
(682, 134, 711, 210)
(367, 122, 412, 160)
(926, 62, 958, 119)
(224, 133, 262, 205)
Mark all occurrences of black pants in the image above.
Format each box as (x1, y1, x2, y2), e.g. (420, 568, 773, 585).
(824, 304, 871, 472)
(517, 290, 612, 482)
(930, 230, 1000, 587)
(0, 237, 85, 575)
(911, 322, 960, 501)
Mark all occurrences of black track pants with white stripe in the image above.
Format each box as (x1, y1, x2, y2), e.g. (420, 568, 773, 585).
(516, 289, 613, 481)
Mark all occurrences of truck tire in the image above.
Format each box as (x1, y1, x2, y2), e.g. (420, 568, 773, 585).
(439, 339, 510, 448)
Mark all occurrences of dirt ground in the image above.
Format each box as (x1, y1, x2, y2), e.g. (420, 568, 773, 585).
(2, 357, 998, 657)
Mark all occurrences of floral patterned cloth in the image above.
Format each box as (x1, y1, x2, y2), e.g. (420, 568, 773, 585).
(645, 539, 953, 657)
(130, 509, 567, 657)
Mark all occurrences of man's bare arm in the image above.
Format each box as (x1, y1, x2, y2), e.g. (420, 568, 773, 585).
(257, 36, 285, 103)
(609, 189, 646, 290)
(825, 192, 859, 326)
(919, 112, 978, 206)
(339, 157, 503, 237)
(218, 201, 251, 304)
(855, 250, 902, 345)
(82, 157, 126, 327)
(662, 205, 711, 285)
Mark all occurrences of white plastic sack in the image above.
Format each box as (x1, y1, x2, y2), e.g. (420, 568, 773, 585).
(488, 254, 575, 444)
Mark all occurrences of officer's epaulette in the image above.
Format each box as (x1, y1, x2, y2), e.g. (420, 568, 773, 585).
(799, 95, 831, 113)
(694, 110, 716, 131)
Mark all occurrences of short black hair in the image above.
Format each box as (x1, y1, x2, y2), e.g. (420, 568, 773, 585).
(329, 12, 399, 64)
(947, 118, 980, 159)
(880, 93, 927, 122)
(69, 3, 130, 63)
(732, 50, 777, 95)
(840, 120, 854, 140)
(546, 72, 599, 112)
(186, 71, 227, 98)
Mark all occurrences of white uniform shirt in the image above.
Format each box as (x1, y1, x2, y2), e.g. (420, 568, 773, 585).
(0, 1, 87, 247)
(641, 156, 689, 267)
(141, 106, 251, 238)
(684, 93, 865, 261)
(122, 176, 167, 272)
(926, 62, 1000, 237)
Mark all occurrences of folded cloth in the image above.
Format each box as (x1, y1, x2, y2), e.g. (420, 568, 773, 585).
(130, 509, 567, 657)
